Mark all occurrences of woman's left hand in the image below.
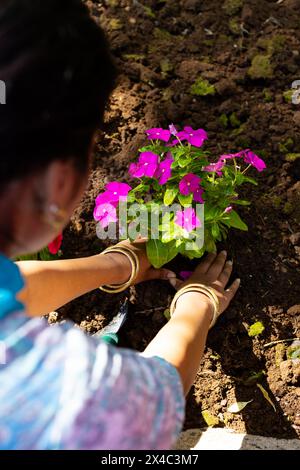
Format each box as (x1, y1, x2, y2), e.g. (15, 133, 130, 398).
(116, 239, 177, 285)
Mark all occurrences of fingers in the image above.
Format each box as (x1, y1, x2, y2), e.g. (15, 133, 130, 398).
(218, 260, 233, 287)
(146, 268, 183, 289)
(196, 252, 217, 273)
(225, 278, 241, 301)
(208, 250, 228, 278)
(146, 268, 176, 282)
(170, 278, 184, 290)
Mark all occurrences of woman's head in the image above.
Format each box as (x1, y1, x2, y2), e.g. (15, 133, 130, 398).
(0, 0, 116, 256)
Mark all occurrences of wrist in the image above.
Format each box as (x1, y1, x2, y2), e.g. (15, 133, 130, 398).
(173, 291, 214, 324)
(104, 252, 132, 284)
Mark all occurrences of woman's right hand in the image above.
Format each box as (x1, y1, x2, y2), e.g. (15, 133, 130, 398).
(173, 251, 240, 319)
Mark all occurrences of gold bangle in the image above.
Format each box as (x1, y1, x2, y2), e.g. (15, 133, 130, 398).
(99, 245, 140, 294)
(169, 284, 220, 329)
(104, 247, 138, 287)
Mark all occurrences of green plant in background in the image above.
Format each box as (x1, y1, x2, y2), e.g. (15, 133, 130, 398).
(248, 55, 273, 80)
(223, 0, 244, 15)
(190, 78, 216, 96)
(283, 89, 294, 103)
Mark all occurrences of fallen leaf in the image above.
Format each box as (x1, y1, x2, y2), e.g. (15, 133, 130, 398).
(227, 400, 253, 413)
(257, 384, 276, 412)
(248, 321, 265, 337)
(201, 410, 219, 427)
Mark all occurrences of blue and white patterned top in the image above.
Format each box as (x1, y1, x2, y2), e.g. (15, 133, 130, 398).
(0, 254, 185, 450)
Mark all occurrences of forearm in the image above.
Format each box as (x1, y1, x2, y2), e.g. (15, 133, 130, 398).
(143, 294, 213, 395)
(16, 253, 130, 316)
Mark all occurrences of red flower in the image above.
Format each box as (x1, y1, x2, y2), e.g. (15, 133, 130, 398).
(48, 233, 63, 255)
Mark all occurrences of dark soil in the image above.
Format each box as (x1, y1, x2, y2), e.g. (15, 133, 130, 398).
(57, 0, 300, 438)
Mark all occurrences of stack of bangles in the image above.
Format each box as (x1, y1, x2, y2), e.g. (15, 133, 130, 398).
(100, 246, 220, 329)
(99, 245, 140, 294)
(169, 284, 220, 330)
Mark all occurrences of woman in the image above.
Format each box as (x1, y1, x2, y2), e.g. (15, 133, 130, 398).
(0, 0, 240, 450)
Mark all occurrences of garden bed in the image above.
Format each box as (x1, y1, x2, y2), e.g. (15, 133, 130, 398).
(55, 0, 300, 438)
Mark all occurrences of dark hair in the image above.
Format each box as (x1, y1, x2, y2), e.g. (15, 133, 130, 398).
(0, 0, 116, 184)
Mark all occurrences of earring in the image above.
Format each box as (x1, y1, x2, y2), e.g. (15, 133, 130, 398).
(47, 204, 67, 229)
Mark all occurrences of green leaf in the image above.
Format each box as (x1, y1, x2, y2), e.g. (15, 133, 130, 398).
(248, 321, 265, 337)
(163, 188, 178, 206)
(130, 183, 150, 194)
(242, 176, 258, 186)
(211, 223, 221, 240)
(15, 252, 39, 261)
(178, 193, 193, 207)
(39, 247, 59, 261)
(152, 179, 162, 192)
(287, 342, 300, 360)
(178, 154, 191, 168)
(201, 410, 219, 427)
(185, 249, 205, 260)
(233, 199, 251, 206)
(224, 210, 248, 231)
(257, 384, 276, 412)
(172, 147, 186, 159)
(243, 370, 265, 386)
(203, 229, 217, 253)
(204, 204, 222, 222)
(146, 239, 178, 268)
(227, 400, 253, 413)
(126, 194, 136, 203)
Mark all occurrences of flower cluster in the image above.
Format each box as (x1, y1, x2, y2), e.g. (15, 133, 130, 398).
(94, 125, 266, 267)
(203, 149, 266, 174)
(129, 151, 173, 185)
(94, 182, 132, 228)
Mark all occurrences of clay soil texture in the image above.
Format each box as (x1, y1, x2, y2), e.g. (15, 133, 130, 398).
(54, 0, 300, 438)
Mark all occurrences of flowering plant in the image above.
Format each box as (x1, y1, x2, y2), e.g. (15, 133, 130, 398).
(94, 125, 266, 268)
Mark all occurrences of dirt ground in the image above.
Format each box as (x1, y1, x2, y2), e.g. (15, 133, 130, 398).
(56, 0, 300, 438)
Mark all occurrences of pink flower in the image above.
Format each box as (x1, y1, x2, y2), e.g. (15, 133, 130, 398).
(219, 149, 266, 171)
(95, 182, 131, 208)
(243, 150, 266, 172)
(179, 173, 201, 195)
(165, 151, 174, 160)
(48, 233, 63, 255)
(129, 163, 139, 177)
(219, 151, 244, 162)
(193, 187, 205, 203)
(129, 152, 159, 178)
(224, 206, 233, 213)
(167, 139, 180, 147)
(175, 207, 201, 232)
(146, 128, 171, 143)
(169, 124, 178, 136)
(106, 182, 132, 202)
(155, 158, 173, 185)
(93, 203, 118, 228)
(95, 192, 118, 207)
(202, 160, 225, 176)
(176, 126, 208, 148)
(179, 270, 193, 280)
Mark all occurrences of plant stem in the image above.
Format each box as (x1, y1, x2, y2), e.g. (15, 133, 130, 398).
(242, 164, 252, 175)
